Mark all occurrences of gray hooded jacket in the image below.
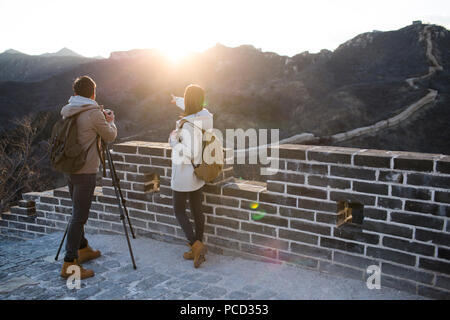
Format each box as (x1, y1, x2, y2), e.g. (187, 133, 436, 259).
(61, 95, 117, 174)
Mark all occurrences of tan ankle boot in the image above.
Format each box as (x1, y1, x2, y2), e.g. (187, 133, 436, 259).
(78, 245, 101, 264)
(191, 240, 207, 268)
(60, 259, 94, 279)
(183, 243, 194, 260)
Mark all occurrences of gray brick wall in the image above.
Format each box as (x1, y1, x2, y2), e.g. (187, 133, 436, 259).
(1, 141, 449, 299)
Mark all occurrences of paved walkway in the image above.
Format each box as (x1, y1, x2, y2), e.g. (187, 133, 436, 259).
(0, 233, 424, 300)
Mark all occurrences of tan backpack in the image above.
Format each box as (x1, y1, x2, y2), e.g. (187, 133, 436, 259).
(179, 120, 224, 183)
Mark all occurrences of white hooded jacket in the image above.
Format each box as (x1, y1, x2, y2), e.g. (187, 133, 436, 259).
(169, 107, 214, 192)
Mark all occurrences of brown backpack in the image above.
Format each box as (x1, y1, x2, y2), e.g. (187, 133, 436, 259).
(50, 109, 102, 174)
(179, 120, 224, 183)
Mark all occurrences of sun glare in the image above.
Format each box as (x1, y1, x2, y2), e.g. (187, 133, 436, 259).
(159, 46, 192, 63)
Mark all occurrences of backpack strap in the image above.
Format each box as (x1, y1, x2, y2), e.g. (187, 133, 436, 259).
(178, 120, 205, 169)
(96, 135, 107, 177)
(179, 119, 205, 134)
(70, 107, 106, 176)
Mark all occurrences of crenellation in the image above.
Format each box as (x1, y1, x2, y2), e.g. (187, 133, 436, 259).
(112, 143, 138, 154)
(271, 144, 309, 160)
(354, 150, 392, 168)
(308, 150, 352, 165)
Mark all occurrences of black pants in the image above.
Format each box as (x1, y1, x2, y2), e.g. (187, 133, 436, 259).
(173, 187, 204, 245)
(64, 173, 97, 262)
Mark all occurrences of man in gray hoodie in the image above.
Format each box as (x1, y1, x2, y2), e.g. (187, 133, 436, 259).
(60, 76, 117, 279)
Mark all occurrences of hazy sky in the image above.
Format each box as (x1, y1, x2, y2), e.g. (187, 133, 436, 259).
(1, 0, 449, 59)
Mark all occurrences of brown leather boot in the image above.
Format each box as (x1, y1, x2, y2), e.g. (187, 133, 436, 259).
(77, 245, 101, 264)
(191, 240, 207, 268)
(60, 259, 94, 279)
(183, 243, 194, 260)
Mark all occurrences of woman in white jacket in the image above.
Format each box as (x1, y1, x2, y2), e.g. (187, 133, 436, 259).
(169, 84, 213, 268)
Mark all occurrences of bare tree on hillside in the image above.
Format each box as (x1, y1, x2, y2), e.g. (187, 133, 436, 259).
(0, 116, 51, 212)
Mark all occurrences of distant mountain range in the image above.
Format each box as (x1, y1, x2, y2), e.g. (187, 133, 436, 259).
(0, 48, 104, 82)
(0, 23, 449, 159)
(40, 47, 84, 58)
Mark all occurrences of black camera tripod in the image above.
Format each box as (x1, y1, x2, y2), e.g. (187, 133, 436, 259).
(55, 141, 137, 270)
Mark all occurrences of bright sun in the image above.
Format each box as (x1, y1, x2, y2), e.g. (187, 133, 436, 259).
(159, 45, 192, 62)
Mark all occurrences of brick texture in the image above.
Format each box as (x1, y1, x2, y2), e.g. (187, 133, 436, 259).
(2, 141, 449, 299)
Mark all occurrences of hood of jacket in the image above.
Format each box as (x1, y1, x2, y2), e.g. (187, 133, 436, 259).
(176, 108, 214, 131)
(61, 95, 100, 118)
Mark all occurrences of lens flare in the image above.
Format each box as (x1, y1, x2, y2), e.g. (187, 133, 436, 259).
(251, 210, 266, 221)
(250, 202, 259, 210)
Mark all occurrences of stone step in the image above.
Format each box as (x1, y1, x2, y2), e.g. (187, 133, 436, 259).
(22, 191, 43, 202)
(1, 211, 16, 222)
(53, 187, 70, 199)
(10, 206, 36, 217)
(0, 212, 9, 228)
(19, 200, 35, 208)
(0, 210, 39, 238)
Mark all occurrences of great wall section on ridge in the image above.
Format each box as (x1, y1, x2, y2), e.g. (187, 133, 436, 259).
(280, 24, 444, 145)
(1, 141, 449, 299)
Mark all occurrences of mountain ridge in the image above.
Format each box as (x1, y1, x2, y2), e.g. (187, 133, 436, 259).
(0, 23, 449, 158)
(0, 47, 93, 82)
(40, 47, 83, 58)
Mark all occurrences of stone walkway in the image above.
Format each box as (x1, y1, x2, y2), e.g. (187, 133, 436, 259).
(0, 233, 425, 300)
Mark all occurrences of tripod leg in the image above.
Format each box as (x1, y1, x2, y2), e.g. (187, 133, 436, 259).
(55, 222, 69, 261)
(113, 181, 137, 269)
(123, 203, 136, 239)
(109, 156, 136, 239)
(121, 215, 137, 269)
(104, 142, 137, 269)
(122, 199, 136, 239)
